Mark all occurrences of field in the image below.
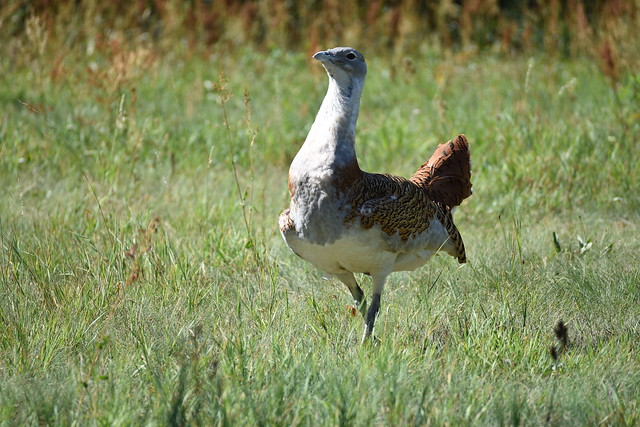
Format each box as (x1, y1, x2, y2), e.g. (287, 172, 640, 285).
(2, 5, 640, 425)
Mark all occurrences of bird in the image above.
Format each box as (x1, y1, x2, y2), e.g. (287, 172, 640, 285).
(279, 47, 472, 342)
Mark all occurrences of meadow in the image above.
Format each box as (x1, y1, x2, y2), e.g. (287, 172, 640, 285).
(1, 5, 640, 425)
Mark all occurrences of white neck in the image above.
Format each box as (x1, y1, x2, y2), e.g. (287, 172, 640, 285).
(292, 74, 365, 172)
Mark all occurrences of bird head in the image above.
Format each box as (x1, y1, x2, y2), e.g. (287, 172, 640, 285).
(313, 47, 367, 90)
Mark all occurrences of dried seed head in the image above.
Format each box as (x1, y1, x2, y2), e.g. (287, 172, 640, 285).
(554, 320, 568, 348)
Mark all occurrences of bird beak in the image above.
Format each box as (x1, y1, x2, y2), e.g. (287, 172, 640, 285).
(313, 51, 330, 61)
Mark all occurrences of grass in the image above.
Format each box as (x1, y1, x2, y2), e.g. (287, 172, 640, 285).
(1, 37, 640, 425)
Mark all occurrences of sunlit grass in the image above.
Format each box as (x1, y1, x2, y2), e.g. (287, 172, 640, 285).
(1, 39, 639, 425)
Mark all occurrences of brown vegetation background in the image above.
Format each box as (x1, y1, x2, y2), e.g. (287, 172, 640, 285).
(2, 1, 639, 70)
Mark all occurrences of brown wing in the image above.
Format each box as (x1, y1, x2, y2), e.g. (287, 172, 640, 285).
(342, 170, 467, 261)
(344, 173, 467, 261)
(345, 173, 437, 241)
(410, 134, 472, 208)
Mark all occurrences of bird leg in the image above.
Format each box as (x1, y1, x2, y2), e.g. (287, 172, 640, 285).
(336, 272, 367, 316)
(362, 293, 381, 342)
(361, 273, 388, 343)
(357, 296, 368, 316)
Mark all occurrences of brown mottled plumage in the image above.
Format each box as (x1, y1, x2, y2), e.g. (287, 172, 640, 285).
(279, 47, 472, 342)
(344, 136, 470, 262)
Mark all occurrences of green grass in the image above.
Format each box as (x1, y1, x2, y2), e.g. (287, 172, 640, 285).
(1, 43, 639, 425)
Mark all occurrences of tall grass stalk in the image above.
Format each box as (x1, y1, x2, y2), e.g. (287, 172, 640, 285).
(212, 73, 262, 264)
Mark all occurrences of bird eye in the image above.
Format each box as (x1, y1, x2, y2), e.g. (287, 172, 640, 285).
(346, 52, 356, 60)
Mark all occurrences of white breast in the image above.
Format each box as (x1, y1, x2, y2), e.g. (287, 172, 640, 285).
(281, 216, 451, 276)
(283, 226, 397, 275)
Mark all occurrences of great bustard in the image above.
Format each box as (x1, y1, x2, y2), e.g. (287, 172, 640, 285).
(279, 47, 472, 342)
